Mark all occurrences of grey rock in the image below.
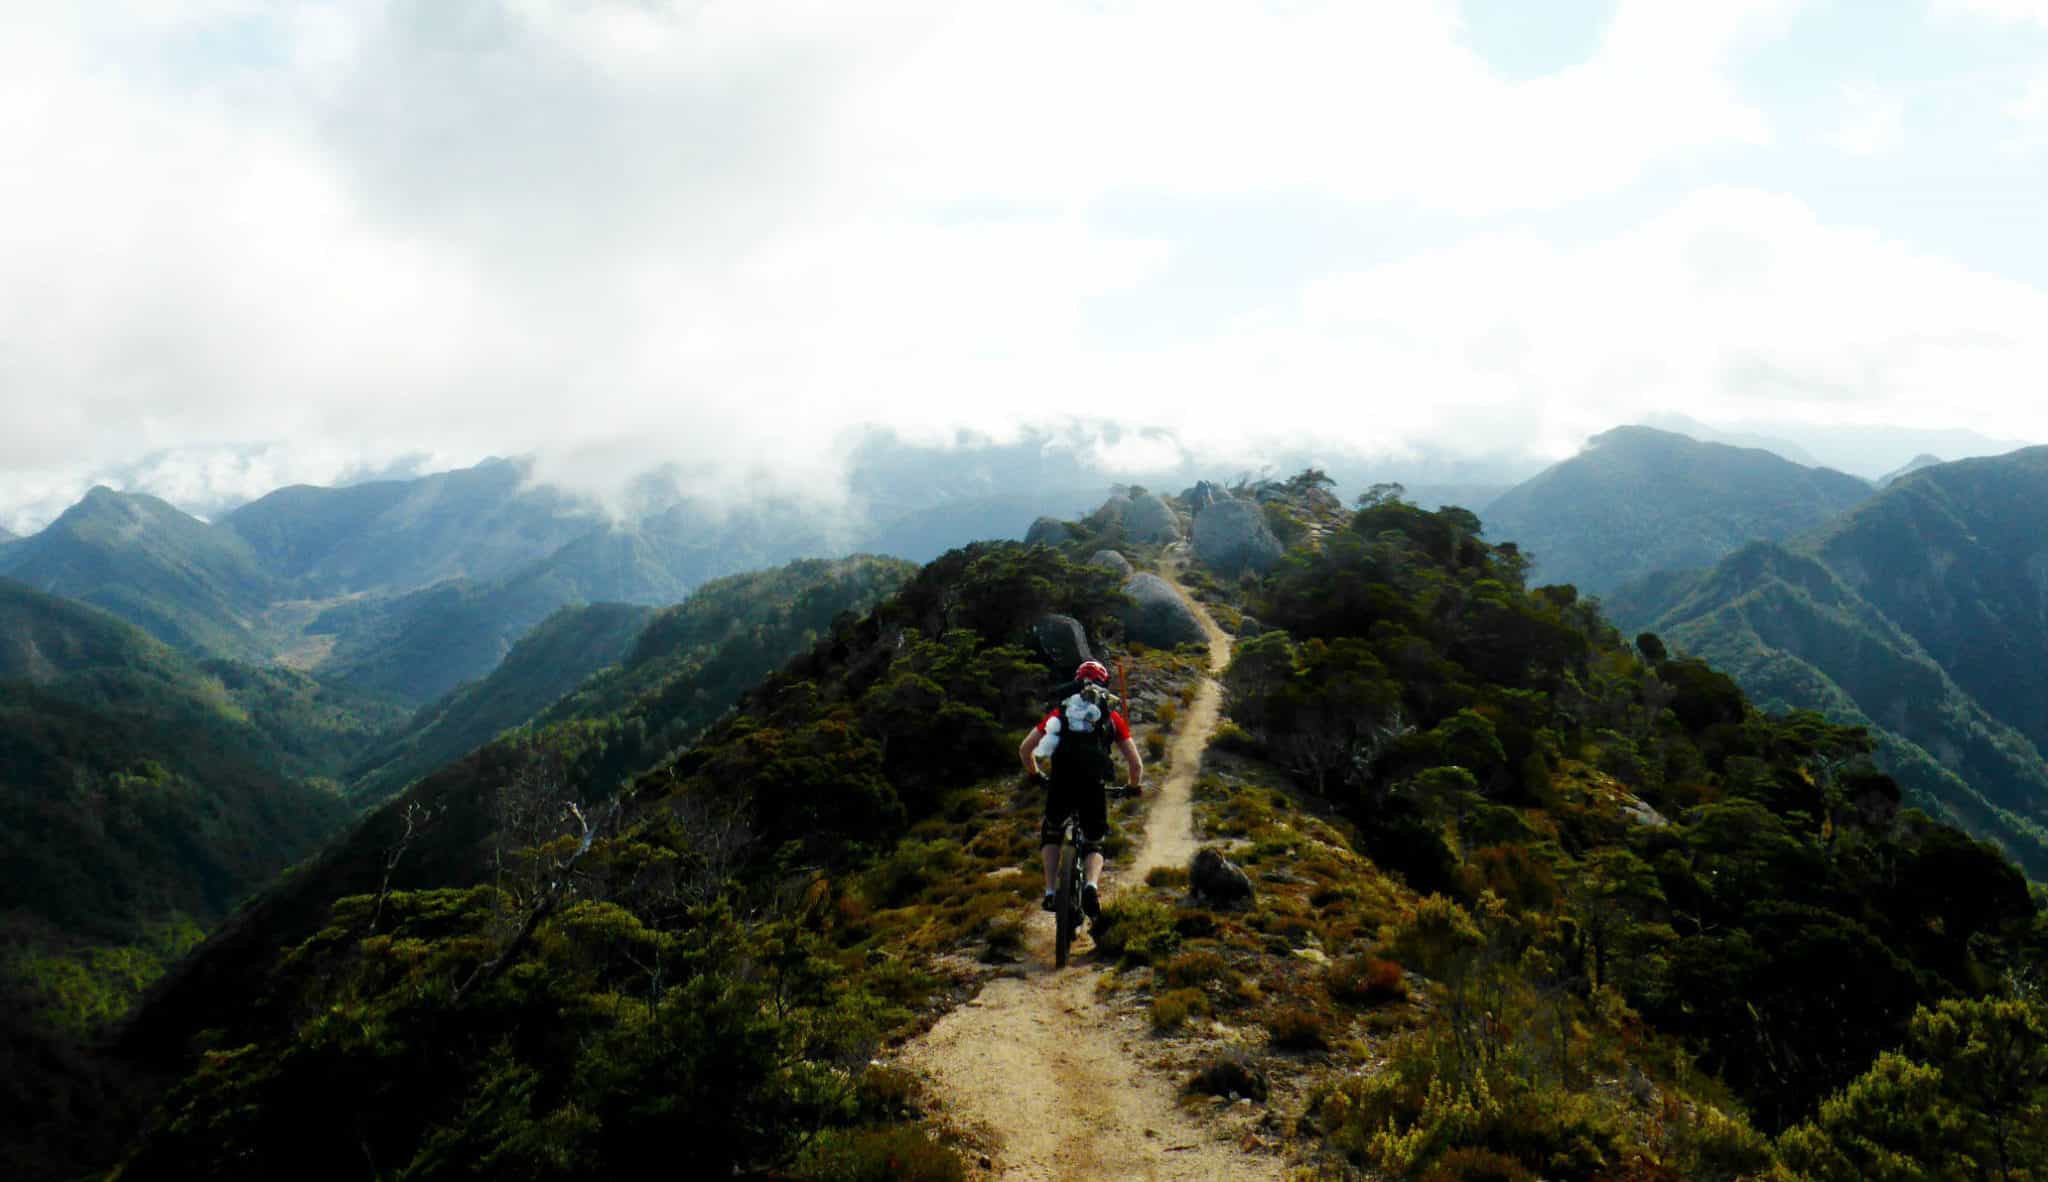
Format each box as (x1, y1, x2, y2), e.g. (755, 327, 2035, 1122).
(1030, 613, 1093, 671)
(1190, 847, 1255, 906)
(1118, 573, 1207, 649)
(1025, 516, 1075, 547)
(1193, 500, 1285, 575)
(1121, 492, 1183, 544)
(1089, 549, 1134, 579)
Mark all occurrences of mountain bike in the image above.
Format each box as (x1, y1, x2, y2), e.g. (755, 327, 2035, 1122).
(1048, 783, 1141, 969)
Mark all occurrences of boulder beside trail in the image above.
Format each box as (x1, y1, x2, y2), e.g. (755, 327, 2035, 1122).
(1030, 614, 1092, 672)
(1120, 491, 1183, 543)
(1192, 499, 1285, 575)
(1089, 549, 1134, 579)
(1190, 847, 1254, 906)
(1025, 516, 1075, 547)
(1117, 573, 1207, 649)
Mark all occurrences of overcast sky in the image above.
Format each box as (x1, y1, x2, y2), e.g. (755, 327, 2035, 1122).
(5, 0, 2047, 529)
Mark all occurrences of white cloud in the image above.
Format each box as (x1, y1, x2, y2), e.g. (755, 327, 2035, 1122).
(1260, 187, 2048, 453)
(7, 0, 2047, 532)
(1938, 0, 2048, 26)
(1829, 83, 1906, 156)
(2011, 73, 2048, 148)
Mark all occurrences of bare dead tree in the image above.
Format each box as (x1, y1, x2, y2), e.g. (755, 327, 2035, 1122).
(453, 795, 621, 1007)
(368, 799, 441, 936)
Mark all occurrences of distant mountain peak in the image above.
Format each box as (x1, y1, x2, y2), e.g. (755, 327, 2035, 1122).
(1483, 426, 1873, 595)
(1878, 453, 1945, 486)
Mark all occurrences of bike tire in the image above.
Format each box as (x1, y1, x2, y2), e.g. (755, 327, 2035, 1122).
(1054, 841, 1078, 968)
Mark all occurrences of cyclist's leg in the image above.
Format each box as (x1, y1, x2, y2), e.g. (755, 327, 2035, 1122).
(1039, 778, 1070, 897)
(1080, 780, 1110, 889)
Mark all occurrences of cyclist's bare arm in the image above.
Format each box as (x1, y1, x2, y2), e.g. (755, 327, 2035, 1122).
(1020, 726, 1047, 776)
(1117, 735, 1144, 788)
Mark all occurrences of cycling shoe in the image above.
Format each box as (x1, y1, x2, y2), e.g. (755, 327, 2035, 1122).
(1081, 882, 1101, 921)
(1041, 891, 1057, 913)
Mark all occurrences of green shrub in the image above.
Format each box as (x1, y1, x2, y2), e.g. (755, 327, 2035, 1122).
(794, 1125, 968, 1182)
(1145, 865, 1191, 890)
(1152, 988, 1209, 1031)
(1210, 720, 1260, 754)
(854, 1066, 924, 1122)
(1094, 896, 1179, 966)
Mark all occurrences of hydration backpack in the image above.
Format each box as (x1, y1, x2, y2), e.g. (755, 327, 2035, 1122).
(1045, 682, 1117, 782)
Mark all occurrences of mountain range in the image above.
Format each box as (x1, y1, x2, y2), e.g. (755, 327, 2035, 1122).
(1610, 447, 2048, 874)
(1480, 426, 1874, 595)
(42, 482, 2038, 1182)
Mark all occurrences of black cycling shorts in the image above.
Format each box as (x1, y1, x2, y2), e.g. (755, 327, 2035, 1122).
(1040, 773, 1110, 854)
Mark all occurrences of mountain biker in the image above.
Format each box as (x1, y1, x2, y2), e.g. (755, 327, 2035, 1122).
(1018, 659, 1143, 921)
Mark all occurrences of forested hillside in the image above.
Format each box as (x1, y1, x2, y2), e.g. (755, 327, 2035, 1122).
(1615, 448, 2048, 877)
(0, 488, 278, 660)
(0, 580, 396, 964)
(1483, 426, 1871, 595)
(345, 556, 914, 804)
(341, 602, 658, 805)
(0, 579, 392, 1173)
(56, 482, 2039, 1182)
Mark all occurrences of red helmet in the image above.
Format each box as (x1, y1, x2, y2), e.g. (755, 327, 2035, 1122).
(1075, 660, 1110, 685)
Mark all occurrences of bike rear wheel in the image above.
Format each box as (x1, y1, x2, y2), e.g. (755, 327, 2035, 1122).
(1054, 840, 1078, 968)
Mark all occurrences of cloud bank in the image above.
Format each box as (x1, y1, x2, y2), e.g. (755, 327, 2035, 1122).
(2, 1, 2044, 529)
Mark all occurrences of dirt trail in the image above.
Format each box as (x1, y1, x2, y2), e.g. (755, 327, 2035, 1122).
(903, 567, 1272, 1182)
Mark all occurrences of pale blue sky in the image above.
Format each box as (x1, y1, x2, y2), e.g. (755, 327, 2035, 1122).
(1, 0, 2045, 525)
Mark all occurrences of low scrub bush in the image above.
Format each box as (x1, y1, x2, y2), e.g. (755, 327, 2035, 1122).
(1417, 1148, 1535, 1182)
(1145, 865, 1190, 890)
(1162, 948, 1228, 989)
(1152, 987, 1209, 1031)
(1095, 895, 1179, 966)
(1189, 1051, 1269, 1101)
(1266, 1005, 1330, 1051)
(794, 1125, 968, 1182)
(1210, 720, 1259, 754)
(1328, 955, 1408, 1007)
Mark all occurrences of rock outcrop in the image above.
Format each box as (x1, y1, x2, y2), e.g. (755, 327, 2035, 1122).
(1192, 499, 1285, 575)
(1119, 492, 1183, 544)
(1190, 847, 1254, 906)
(1089, 549, 1134, 579)
(1030, 614, 1092, 672)
(1117, 573, 1207, 649)
(1024, 516, 1074, 547)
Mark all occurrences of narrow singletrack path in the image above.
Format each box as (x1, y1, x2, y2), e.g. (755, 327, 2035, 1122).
(902, 566, 1273, 1182)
